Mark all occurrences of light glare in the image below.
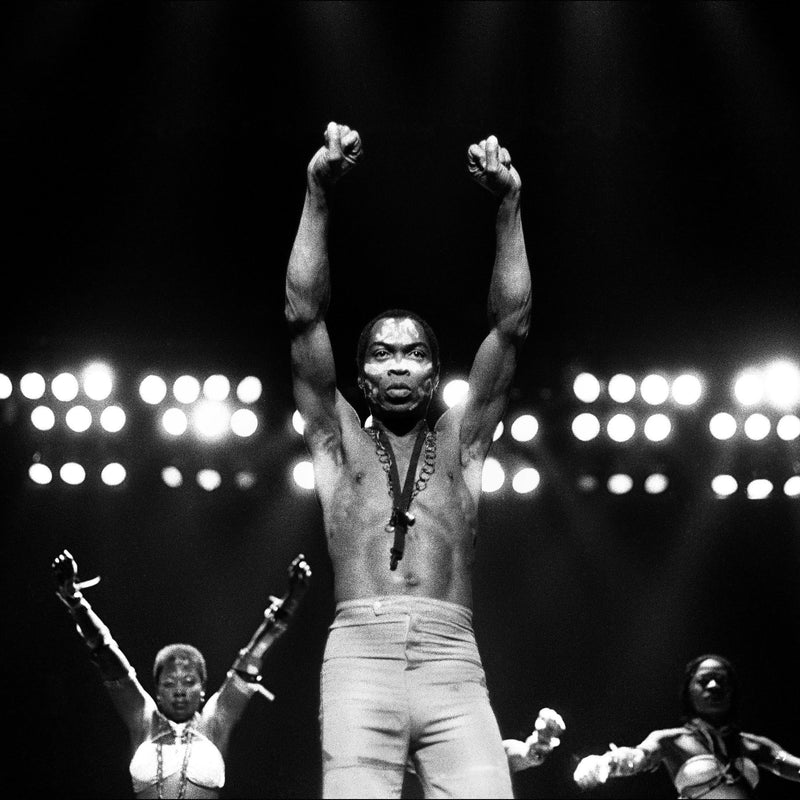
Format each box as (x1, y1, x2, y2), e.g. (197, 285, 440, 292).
(510, 414, 538, 442)
(162, 408, 188, 436)
(443, 379, 469, 408)
(82, 363, 113, 400)
(746, 479, 772, 500)
(51, 372, 79, 402)
(512, 467, 540, 493)
(197, 469, 222, 491)
(0, 373, 11, 399)
(139, 375, 167, 404)
(174, 375, 201, 404)
(643, 414, 671, 442)
(100, 463, 126, 486)
(236, 376, 263, 403)
(293, 460, 315, 489)
(65, 405, 92, 432)
(607, 474, 633, 494)
(709, 412, 737, 440)
(29, 462, 53, 485)
(481, 458, 505, 492)
(572, 413, 600, 441)
(100, 406, 126, 433)
(231, 408, 259, 437)
(203, 374, 230, 401)
(31, 406, 56, 431)
(743, 413, 770, 441)
(776, 415, 800, 441)
(784, 476, 800, 497)
(60, 462, 86, 485)
(640, 374, 670, 405)
(607, 413, 635, 442)
(734, 370, 763, 406)
(672, 374, 702, 405)
(573, 373, 600, 403)
(711, 474, 738, 497)
(608, 374, 635, 403)
(20, 372, 46, 399)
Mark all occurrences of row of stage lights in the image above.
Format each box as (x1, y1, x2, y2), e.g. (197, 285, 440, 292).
(4, 360, 799, 497)
(25, 458, 800, 501)
(3, 361, 799, 444)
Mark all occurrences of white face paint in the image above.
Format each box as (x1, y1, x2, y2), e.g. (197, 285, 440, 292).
(360, 317, 438, 417)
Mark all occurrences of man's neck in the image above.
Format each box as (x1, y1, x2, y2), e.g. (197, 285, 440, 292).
(370, 413, 428, 439)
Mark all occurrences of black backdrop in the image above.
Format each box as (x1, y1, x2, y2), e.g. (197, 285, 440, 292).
(2, 2, 799, 798)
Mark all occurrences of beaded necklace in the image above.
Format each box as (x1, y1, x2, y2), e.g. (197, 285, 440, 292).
(156, 719, 194, 800)
(368, 424, 437, 569)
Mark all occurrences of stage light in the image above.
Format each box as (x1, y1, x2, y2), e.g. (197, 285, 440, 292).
(235, 471, 257, 490)
(364, 415, 374, 429)
(709, 412, 737, 440)
(82, 362, 113, 401)
(743, 413, 770, 441)
(711, 474, 738, 497)
(640, 374, 669, 405)
(643, 413, 671, 442)
(100, 463, 126, 486)
(572, 412, 600, 441)
(733, 370, 763, 406)
(0, 373, 11, 399)
(161, 408, 188, 436)
(764, 359, 800, 409)
(60, 462, 86, 485)
(140, 375, 167, 404)
(65, 405, 92, 433)
(481, 457, 505, 492)
(607, 413, 635, 442)
(493, 421, 504, 441)
(510, 414, 538, 442)
(607, 474, 633, 494)
(672, 373, 702, 406)
(746, 479, 772, 500)
(174, 375, 201, 404)
(161, 466, 183, 487)
(608, 374, 635, 403)
(100, 406, 126, 433)
(203, 374, 230, 401)
(52, 372, 79, 402)
(20, 372, 46, 400)
(292, 410, 305, 435)
(31, 405, 55, 431)
(192, 400, 230, 440)
(577, 475, 599, 492)
(644, 473, 669, 494)
(512, 467, 540, 493)
(293, 460, 315, 490)
(573, 372, 600, 402)
(196, 469, 222, 491)
(776, 414, 800, 441)
(236, 376, 262, 404)
(443, 379, 469, 408)
(784, 476, 800, 497)
(29, 462, 53, 485)
(231, 408, 258, 437)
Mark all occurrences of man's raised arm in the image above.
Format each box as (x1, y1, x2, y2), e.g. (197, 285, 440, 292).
(284, 121, 363, 443)
(459, 134, 532, 461)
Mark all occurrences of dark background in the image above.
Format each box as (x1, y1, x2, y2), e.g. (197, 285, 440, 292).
(2, 2, 799, 798)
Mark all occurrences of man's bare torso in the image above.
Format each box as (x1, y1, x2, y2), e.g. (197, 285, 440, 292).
(315, 410, 480, 607)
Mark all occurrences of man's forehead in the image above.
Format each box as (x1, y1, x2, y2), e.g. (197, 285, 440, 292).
(695, 659, 728, 676)
(369, 316, 428, 343)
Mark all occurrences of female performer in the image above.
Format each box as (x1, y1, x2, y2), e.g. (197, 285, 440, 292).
(572, 654, 800, 798)
(51, 548, 311, 799)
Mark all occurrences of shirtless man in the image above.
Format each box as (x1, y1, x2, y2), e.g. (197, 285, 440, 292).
(285, 121, 532, 798)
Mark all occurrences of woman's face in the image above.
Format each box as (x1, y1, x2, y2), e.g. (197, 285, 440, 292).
(156, 658, 205, 723)
(688, 658, 732, 722)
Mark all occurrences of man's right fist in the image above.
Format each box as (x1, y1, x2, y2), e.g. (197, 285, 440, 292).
(307, 121, 363, 187)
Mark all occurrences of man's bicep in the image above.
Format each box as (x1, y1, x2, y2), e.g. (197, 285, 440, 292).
(460, 329, 519, 456)
(290, 321, 338, 427)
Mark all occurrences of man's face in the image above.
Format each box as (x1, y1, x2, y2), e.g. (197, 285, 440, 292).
(360, 317, 438, 416)
(689, 658, 733, 722)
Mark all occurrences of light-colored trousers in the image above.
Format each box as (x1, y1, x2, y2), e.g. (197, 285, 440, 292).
(320, 595, 513, 799)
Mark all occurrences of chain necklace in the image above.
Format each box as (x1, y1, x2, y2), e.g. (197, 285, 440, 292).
(368, 424, 437, 569)
(156, 719, 194, 800)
